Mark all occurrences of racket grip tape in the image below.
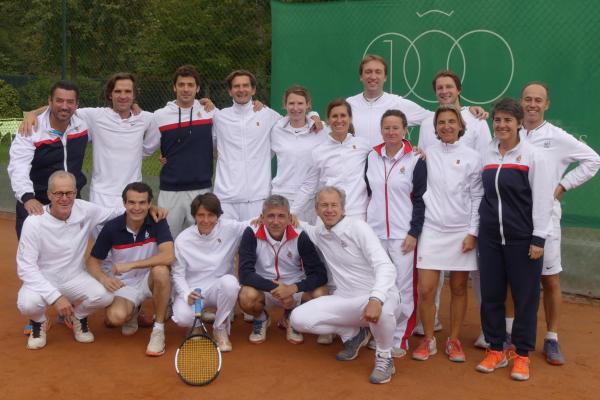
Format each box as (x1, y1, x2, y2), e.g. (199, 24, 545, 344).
(194, 288, 202, 314)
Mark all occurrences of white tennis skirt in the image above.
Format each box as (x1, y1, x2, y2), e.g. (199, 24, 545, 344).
(416, 226, 477, 271)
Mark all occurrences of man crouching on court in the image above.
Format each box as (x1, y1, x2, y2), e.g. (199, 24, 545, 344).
(87, 182, 174, 356)
(17, 171, 120, 349)
(290, 186, 400, 384)
(238, 194, 329, 345)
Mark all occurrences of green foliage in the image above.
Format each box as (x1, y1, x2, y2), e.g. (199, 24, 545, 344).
(17, 76, 102, 111)
(0, 80, 22, 117)
(0, 0, 272, 109)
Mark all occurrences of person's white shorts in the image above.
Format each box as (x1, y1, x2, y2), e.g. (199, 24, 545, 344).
(114, 271, 152, 307)
(158, 188, 210, 238)
(417, 227, 477, 271)
(265, 291, 303, 309)
(542, 225, 562, 275)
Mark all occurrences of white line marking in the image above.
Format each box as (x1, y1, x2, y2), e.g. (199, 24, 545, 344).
(416, 10, 454, 18)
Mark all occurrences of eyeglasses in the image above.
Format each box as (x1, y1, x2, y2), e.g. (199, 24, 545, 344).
(51, 191, 76, 199)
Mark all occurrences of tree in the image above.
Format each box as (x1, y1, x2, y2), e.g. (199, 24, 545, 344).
(0, 80, 22, 117)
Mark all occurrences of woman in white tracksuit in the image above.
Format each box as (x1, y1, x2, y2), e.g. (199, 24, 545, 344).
(365, 109, 426, 357)
(412, 104, 483, 363)
(271, 86, 327, 223)
(171, 193, 248, 352)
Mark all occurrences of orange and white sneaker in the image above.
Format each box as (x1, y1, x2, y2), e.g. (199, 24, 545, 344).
(476, 349, 508, 373)
(510, 354, 530, 381)
(445, 338, 466, 362)
(412, 337, 437, 361)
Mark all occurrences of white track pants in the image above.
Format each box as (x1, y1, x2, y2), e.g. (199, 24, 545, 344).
(290, 293, 400, 352)
(381, 239, 418, 349)
(17, 272, 113, 322)
(171, 274, 239, 333)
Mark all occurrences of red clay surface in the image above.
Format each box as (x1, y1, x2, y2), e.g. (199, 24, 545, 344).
(1, 216, 599, 400)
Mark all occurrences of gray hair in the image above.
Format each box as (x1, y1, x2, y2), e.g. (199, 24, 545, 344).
(315, 186, 346, 210)
(47, 170, 76, 193)
(262, 194, 290, 214)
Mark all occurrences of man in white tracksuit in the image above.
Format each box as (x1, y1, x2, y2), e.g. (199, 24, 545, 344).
(518, 82, 600, 365)
(290, 186, 400, 385)
(212, 70, 281, 221)
(16, 171, 119, 349)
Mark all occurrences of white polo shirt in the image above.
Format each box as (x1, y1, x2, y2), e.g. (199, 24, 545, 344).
(76, 107, 159, 197)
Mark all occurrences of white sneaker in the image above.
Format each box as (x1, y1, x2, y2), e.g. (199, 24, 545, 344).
(202, 310, 216, 323)
(71, 317, 94, 343)
(122, 310, 139, 336)
(213, 326, 232, 352)
(146, 329, 166, 356)
(474, 331, 490, 349)
(249, 316, 270, 344)
(286, 323, 304, 344)
(27, 321, 47, 350)
(317, 334, 334, 345)
(392, 347, 407, 358)
(412, 320, 443, 336)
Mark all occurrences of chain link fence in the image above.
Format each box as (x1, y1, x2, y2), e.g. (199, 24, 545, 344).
(0, 0, 275, 211)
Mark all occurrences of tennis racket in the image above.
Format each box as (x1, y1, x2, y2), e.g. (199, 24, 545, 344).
(175, 289, 222, 386)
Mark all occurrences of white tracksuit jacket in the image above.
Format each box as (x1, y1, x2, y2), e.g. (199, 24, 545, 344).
(423, 140, 484, 236)
(171, 219, 248, 299)
(17, 200, 122, 304)
(347, 92, 432, 147)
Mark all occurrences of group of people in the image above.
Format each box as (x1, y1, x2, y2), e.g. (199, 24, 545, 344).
(7, 55, 600, 385)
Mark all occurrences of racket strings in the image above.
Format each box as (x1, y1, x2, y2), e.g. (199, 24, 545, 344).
(177, 337, 221, 385)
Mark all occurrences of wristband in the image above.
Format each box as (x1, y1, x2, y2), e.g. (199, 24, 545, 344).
(369, 296, 383, 305)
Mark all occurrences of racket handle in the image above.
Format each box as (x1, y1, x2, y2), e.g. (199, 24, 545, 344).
(194, 288, 202, 314)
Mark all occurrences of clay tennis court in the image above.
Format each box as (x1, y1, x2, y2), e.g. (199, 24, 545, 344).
(0, 216, 598, 400)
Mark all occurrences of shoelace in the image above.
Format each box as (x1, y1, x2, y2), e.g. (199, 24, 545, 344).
(252, 320, 264, 335)
(448, 340, 463, 353)
(374, 356, 392, 372)
(31, 321, 42, 338)
(546, 339, 560, 354)
(80, 318, 89, 333)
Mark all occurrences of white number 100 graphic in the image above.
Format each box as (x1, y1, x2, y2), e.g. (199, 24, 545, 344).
(363, 29, 515, 105)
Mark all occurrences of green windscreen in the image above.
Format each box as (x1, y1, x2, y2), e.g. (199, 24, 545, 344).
(271, 0, 600, 228)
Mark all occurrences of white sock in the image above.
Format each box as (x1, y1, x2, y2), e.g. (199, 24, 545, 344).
(376, 350, 392, 359)
(153, 322, 165, 332)
(505, 317, 514, 334)
(545, 331, 558, 341)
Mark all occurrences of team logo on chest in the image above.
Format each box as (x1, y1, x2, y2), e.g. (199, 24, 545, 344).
(287, 251, 293, 258)
(516, 155, 522, 163)
(456, 159, 461, 165)
(256, 121, 260, 127)
(399, 166, 405, 175)
(217, 238, 222, 243)
(340, 240, 347, 248)
(543, 140, 552, 148)
(352, 145, 356, 149)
